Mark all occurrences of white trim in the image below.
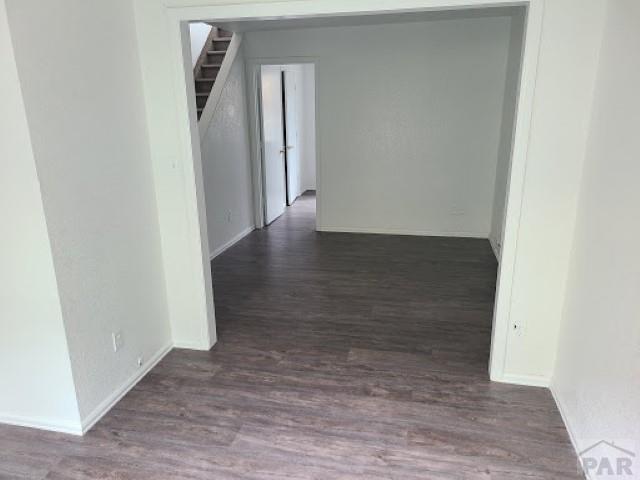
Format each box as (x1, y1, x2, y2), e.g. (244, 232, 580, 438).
(168, 20, 217, 352)
(488, 0, 545, 383)
(199, 33, 243, 140)
(0, 413, 83, 436)
(317, 225, 488, 239)
(496, 373, 550, 388)
(550, 386, 590, 479)
(209, 225, 255, 260)
(80, 343, 173, 434)
(244, 56, 321, 231)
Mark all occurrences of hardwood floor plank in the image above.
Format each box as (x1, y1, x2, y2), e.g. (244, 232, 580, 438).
(1, 192, 580, 479)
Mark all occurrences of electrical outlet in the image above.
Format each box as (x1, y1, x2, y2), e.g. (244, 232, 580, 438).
(226, 210, 232, 223)
(112, 331, 124, 352)
(137, 356, 144, 368)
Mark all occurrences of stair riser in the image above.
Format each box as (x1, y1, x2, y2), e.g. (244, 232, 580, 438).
(212, 40, 230, 51)
(195, 81, 214, 94)
(196, 96, 208, 108)
(206, 52, 226, 61)
(199, 67, 221, 79)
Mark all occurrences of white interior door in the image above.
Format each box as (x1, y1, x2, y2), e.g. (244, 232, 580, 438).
(283, 66, 301, 205)
(260, 65, 286, 225)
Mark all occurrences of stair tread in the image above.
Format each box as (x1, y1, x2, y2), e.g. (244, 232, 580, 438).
(202, 63, 223, 68)
(195, 77, 216, 82)
(207, 50, 227, 54)
(212, 36, 231, 41)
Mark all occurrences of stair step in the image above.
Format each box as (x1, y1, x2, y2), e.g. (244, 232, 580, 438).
(195, 29, 231, 117)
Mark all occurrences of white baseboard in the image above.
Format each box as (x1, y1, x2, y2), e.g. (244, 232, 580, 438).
(172, 340, 213, 350)
(0, 413, 83, 436)
(494, 372, 551, 388)
(316, 225, 487, 239)
(209, 225, 255, 260)
(80, 343, 173, 434)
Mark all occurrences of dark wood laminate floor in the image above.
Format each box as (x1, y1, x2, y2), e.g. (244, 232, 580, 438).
(1, 193, 580, 479)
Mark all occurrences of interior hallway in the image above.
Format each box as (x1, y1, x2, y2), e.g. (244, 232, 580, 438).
(0, 193, 580, 479)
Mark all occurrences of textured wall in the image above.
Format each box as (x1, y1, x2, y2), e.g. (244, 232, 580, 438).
(6, 0, 172, 422)
(0, 0, 81, 433)
(200, 51, 255, 257)
(244, 13, 514, 237)
(552, 0, 640, 460)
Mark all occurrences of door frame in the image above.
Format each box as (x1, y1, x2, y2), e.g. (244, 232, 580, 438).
(155, 0, 545, 384)
(246, 57, 321, 230)
(280, 69, 290, 208)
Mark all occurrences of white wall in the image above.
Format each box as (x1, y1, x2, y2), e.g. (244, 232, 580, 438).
(200, 50, 255, 257)
(189, 22, 212, 67)
(134, 0, 216, 351)
(552, 0, 640, 463)
(243, 13, 514, 237)
(500, 0, 606, 383)
(6, 0, 172, 425)
(299, 63, 316, 192)
(0, 0, 81, 434)
(489, 9, 525, 258)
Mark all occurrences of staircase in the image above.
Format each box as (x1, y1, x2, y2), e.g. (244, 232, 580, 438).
(193, 27, 232, 121)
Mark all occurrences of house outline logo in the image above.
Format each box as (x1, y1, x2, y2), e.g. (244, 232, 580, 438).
(578, 440, 636, 477)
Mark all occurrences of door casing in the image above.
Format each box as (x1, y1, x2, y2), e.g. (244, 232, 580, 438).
(248, 58, 320, 231)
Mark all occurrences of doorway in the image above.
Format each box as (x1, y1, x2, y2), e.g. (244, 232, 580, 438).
(160, 2, 545, 384)
(258, 63, 317, 226)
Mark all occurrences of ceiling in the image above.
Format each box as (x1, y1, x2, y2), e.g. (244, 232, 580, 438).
(197, 6, 524, 33)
